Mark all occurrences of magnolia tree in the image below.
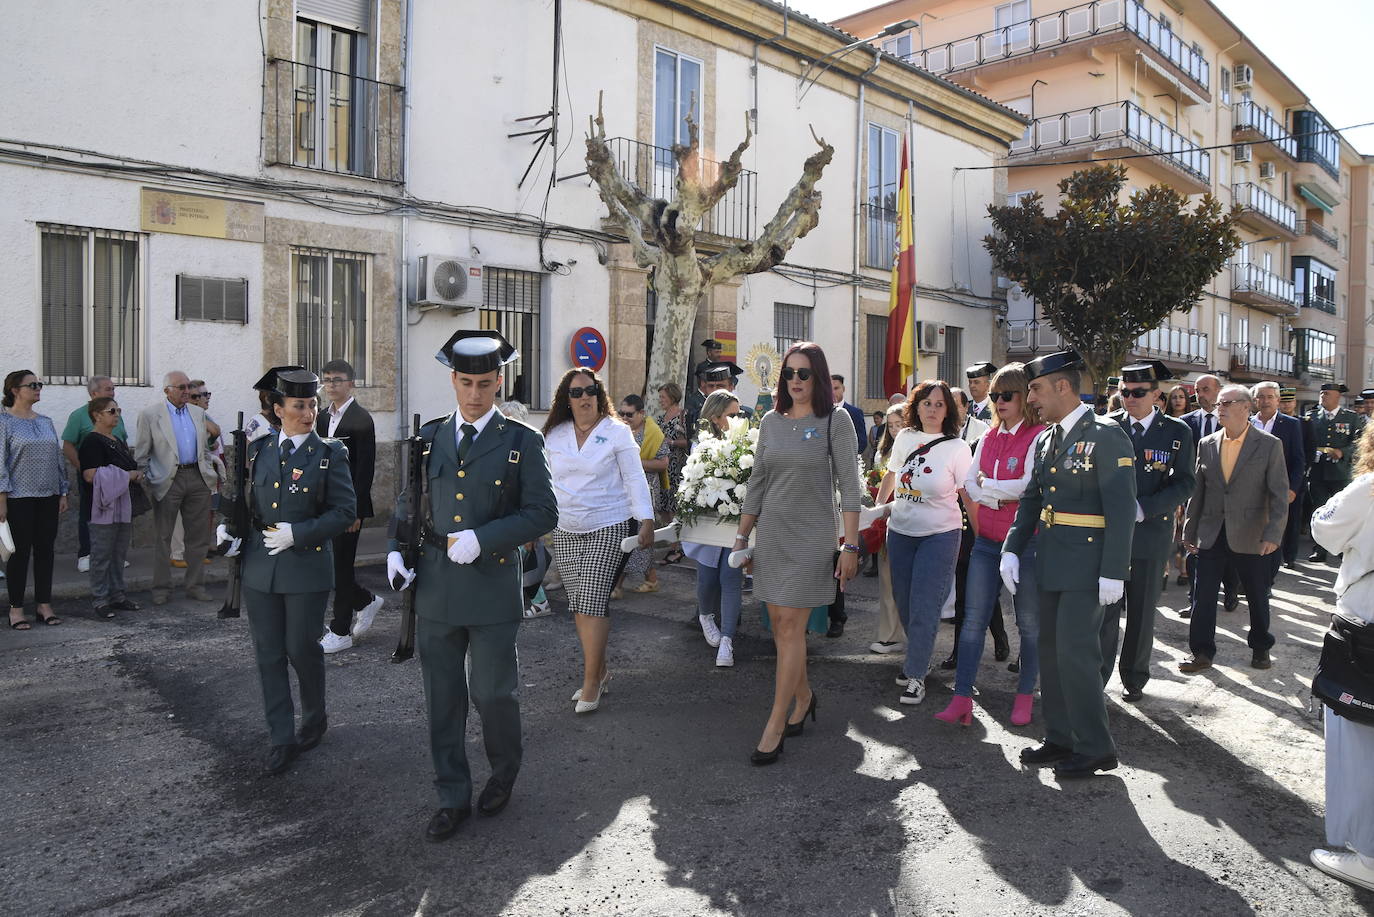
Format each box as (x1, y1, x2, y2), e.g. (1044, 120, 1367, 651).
(585, 93, 834, 394)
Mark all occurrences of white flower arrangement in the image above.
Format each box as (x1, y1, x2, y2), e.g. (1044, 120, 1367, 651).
(676, 416, 759, 526)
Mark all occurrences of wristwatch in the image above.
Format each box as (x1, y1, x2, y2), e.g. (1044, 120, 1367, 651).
(839, 542, 861, 554)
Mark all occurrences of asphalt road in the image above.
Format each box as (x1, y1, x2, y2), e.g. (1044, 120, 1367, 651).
(2, 556, 1370, 916)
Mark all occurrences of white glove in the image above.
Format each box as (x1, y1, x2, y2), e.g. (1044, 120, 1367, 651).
(1098, 577, 1125, 607)
(727, 547, 753, 569)
(215, 523, 242, 558)
(387, 551, 415, 591)
(447, 530, 480, 565)
(999, 552, 1020, 596)
(262, 522, 294, 556)
(1135, 502, 1145, 523)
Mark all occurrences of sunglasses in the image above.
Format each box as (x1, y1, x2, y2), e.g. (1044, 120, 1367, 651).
(568, 384, 600, 400)
(1120, 387, 1153, 399)
(18, 381, 44, 390)
(617, 410, 637, 420)
(781, 367, 813, 382)
(191, 392, 212, 399)
(104, 407, 122, 415)
(989, 391, 1018, 403)
(1218, 398, 1249, 408)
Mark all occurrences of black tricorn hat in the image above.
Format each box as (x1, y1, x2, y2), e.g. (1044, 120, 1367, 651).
(1361, 389, 1374, 401)
(701, 361, 743, 382)
(1024, 350, 1084, 382)
(253, 365, 305, 392)
(701, 338, 723, 350)
(274, 369, 320, 399)
(437, 330, 518, 373)
(1119, 360, 1172, 385)
(964, 361, 997, 379)
(1320, 383, 1349, 393)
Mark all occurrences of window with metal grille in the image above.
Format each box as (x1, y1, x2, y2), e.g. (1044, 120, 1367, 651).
(774, 302, 812, 355)
(865, 314, 888, 400)
(481, 267, 544, 409)
(177, 275, 248, 323)
(291, 247, 368, 382)
(40, 224, 143, 386)
(936, 325, 964, 387)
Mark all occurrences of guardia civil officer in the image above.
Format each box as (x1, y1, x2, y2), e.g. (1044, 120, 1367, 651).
(387, 330, 558, 843)
(1001, 351, 1136, 779)
(1306, 383, 1362, 562)
(1101, 361, 1195, 702)
(216, 369, 356, 777)
(965, 361, 997, 423)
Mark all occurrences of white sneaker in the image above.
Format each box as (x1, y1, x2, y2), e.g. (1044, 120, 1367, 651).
(699, 614, 722, 648)
(320, 631, 353, 654)
(77, 555, 90, 573)
(1311, 848, 1374, 892)
(716, 636, 734, 667)
(869, 641, 905, 655)
(351, 595, 384, 637)
(900, 677, 927, 705)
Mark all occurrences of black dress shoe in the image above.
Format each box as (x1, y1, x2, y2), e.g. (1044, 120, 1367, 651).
(1008, 655, 1021, 674)
(939, 653, 958, 671)
(1019, 741, 1073, 765)
(750, 734, 785, 766)
(1223, 594, 1240, 612)
(262, 744, 298, 777)
(298, 717, 328, 753)
(783, 691, 818, 738)
(825, 619, 845, 639)
(426, 807, 471, 842)
(111, 598, 141, 611)
(1251, 650, 1273, 670)
(1309, 548, 1328, 563)
(1122, 686, 1144, 703)
(478, 779, 513, 816)
(993, 640, 1010, 663)
(1053, 753, 1119, 779)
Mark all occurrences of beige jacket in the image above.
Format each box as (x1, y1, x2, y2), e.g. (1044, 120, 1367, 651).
(131, 400, 217, 500)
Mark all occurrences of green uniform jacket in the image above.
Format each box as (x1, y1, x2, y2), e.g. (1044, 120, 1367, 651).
(241, 433, 357, 594)
(390, 411, 558, 627)
(1305, 407, 1362, 485)
(1108, 410, 1196, 560)
(1004, 408, 1138, 589)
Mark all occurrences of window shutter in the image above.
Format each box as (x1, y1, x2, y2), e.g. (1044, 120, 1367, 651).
(40, 229, 85, 381)
(178, 275, 248, 323)
(297, 0, 371, 32)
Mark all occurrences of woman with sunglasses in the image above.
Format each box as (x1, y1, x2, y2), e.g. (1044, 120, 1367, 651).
(78, 396, 143, 618)
(612, 394, 668, 597)
(543, 368, 655, 713)
(735, 342, 863, 765)
(938, 364, 1046, 726)
(683, 390, 745, 666)
(0, 370, 69, 628)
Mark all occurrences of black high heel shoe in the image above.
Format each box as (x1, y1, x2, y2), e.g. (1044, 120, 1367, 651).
(783, 691, 819, 738)
(750, 733, 785, 766)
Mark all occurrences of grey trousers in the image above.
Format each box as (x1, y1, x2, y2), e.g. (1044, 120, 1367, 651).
(152, 467, 212, 592)
(243, 586, 329, 747)
(88, 522, 131, 606)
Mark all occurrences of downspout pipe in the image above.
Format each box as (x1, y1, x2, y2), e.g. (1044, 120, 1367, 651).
(397, 0, 416, 440)
(853, 49, 881, 396)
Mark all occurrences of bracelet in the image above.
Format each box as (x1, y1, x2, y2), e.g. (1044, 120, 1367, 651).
(839, 542, 861, 554)
(734, 534, 749, 543)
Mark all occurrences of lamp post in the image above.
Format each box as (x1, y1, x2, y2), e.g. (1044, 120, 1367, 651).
(797, 20, 920, 105)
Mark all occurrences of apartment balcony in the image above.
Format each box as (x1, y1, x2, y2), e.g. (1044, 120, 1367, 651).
(1005, 319, 1067, 355)
(265, 59, 404, 182)
(1228, 343, 1294, 380)
(604, 138, 757, 241)
(1294, 328, 1337, 379)
(1296, 219, 1339, 251)
(862, 203, 896, 271)
(1232, 101, 1297, 162)
(1293, 110, 1341, 181)
(1232, 182, 1298, 240)
(1136, 323, 1209, 365)
(907, 0, 1209, 101)
(1008, 101, 1210, 192)
(1231, 262, 1298, 315)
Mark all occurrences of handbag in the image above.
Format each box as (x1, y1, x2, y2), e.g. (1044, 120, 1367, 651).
(0, 519, 13, 562)
(1312, 611, 1374, 725)
(129, 480, 152, 518)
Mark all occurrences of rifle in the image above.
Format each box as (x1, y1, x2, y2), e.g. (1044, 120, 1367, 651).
(217, 412, 249, 619)
(391, 414, 424, 662)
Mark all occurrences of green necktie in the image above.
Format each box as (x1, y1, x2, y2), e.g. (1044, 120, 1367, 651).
(459, 423, 477, 463)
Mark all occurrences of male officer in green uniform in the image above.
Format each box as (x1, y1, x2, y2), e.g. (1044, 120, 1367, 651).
(387, 330, 558, 842)
(1001, 351, 1137, 778)
(218, 369, 357, 777)
(1101, 361, 1195, 702)
(1305, 382, 1362, 562)
(964, 361, 997, 422)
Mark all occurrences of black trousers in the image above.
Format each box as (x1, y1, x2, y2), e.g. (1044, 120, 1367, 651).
(328, 528, 374, 636)
(6, 494, 60, 607)
(828, 551, 846, 624)
(1189, 525, 1275, 661)
(77, 478, 92, 557)
(1280, 493, 1302, 566)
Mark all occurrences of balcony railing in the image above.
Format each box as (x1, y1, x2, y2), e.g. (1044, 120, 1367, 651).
(1294, 110, 1341, 181)
(1005, 319, 1068, 353)
(1297, 219, 1339, 250)
(1232, 101, 1297, 160)
(1232, 262, 1298, 310)
(907, 0, 1208, 92)
(1294, 328, 1337, 378)
(1136, 323, 1208, 364)
(1230, 343, 1294, 377)
(266, 59, 403, 182)
(604, 137, 757, 241)
(1010, 101, 1210, 185)
(862, 203, 897, 270)
(1233, 182, 1297, 235)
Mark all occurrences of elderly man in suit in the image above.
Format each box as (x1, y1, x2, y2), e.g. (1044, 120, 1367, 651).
(1250, 380, 1306, 579)
(1182, 384, 1289, 672)
(133, 370, 219, 605)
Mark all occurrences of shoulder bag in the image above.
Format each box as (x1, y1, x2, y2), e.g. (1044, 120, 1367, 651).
(1313, 608, 1374, 726)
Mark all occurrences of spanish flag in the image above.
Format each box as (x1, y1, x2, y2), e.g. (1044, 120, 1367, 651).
(883, 135, 915, 396)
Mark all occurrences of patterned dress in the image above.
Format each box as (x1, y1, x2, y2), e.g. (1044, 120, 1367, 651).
(624, 428, 669, 578)
(660, 409, 688, 516)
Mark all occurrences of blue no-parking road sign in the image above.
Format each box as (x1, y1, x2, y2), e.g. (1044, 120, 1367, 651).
(570, 327, 607, 371)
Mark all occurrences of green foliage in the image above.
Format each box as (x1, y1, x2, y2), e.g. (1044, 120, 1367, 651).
(984, 164, 1240, 392)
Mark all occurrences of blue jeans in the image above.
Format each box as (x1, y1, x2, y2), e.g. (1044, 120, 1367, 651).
(887, 528, 961, 679)
(956, 534, 1040, 697)
(695, 547, 743, 639)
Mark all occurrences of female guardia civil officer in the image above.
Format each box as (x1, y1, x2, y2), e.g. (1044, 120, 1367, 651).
(217, 369, 356, 777)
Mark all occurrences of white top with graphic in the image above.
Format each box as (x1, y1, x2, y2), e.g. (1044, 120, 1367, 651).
(887, 428, 972, 538)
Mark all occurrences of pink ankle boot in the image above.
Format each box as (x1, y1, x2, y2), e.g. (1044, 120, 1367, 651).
(933, 695, 974, 726)
(1010, 693, 1034, 726)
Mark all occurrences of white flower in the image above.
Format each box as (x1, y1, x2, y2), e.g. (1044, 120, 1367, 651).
(732, 483, 747, 498)
(739, 454, 754, 469)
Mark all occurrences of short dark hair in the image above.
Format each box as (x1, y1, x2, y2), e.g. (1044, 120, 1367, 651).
(87, 396, 115, 422)
(1041, 368, 1081, 393)
(775, 342, 835, 418)
(321, 359, 355, 380)
(831, 374, 845, 384)
(622, 393, 645, 412)
(904, 379, 960, 437)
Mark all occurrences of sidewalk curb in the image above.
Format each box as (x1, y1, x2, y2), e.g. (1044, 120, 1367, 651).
(48, 552, 389, 601)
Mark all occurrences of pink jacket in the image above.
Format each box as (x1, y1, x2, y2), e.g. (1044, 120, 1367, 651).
(966, 421, 1044, 543)
(91, 464, 132, 525)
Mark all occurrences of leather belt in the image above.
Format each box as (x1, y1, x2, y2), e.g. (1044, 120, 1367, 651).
(176, 462, 199, 469)
(1040, 508, 1106, 529)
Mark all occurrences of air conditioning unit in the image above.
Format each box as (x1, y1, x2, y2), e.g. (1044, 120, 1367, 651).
(917, 320, 946, 354)
(1258, 161, 1277, 181)
(1233, 143, 1252, 163)
(415, 255, 484, 310)
(1234, 64, 1254, 88)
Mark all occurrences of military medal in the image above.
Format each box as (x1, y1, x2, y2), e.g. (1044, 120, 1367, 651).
(292, 468, 303, 480)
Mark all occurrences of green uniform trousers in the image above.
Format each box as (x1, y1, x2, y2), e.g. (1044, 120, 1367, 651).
(1099, 551, 1168, 691)
(1040, 587, 1116, 758)
(418, 616, 522, 809)
(243, 586, 329, 747)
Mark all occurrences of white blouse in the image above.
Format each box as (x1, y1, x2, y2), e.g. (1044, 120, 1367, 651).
(886, 429, 972, 538)
(546, 416, 655, 533)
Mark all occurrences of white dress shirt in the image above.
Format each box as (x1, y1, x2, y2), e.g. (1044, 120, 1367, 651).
(1252, 411, 1278, 434)
(454, 404, 499, 451)
(546, 416, 655, 533)
(326, 396, 355, 437)
(1196, 408, 1219, 437)
(278, 431, 310, 452)
(1057, 402, 1091, 438)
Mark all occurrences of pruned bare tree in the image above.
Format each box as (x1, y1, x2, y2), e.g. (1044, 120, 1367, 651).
(586, 92, 834, 396)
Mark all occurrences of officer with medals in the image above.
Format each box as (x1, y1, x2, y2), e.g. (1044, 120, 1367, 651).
(1001, 351, 1137, 778)
(1101, 361, 1195, 702)
(1306, 383, 1362, 562)
(216, 369, 357, 776)
(387, 330, 557, 842)
(965, 361, 997, 422)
